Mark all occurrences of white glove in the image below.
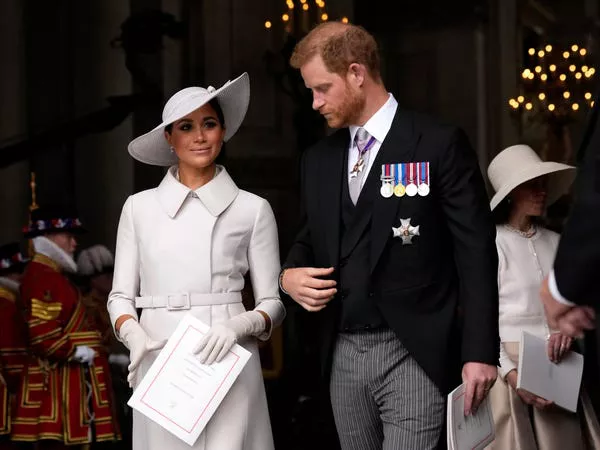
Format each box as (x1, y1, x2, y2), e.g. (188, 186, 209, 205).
(73, 346, 96, 365)
(119, 319, 166, 388)
(108, 353, 130, 368)
(193, 311, 266, 365)
(77, 245, 114, 276)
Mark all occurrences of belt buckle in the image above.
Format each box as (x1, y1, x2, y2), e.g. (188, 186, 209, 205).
(166, 293, 191, 310)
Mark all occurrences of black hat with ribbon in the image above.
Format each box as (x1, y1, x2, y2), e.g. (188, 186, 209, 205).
(22, 205, 86, 239)
(0, 242, 29, 275)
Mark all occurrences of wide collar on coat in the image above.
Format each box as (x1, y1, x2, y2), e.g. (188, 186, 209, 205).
(157, 165, 240, 218)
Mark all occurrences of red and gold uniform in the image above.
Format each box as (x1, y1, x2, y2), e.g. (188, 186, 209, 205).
(11, 254, 120, 446)
(0, 283, 29, 440)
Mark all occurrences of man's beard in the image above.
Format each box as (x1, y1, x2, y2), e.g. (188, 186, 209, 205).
(327, 88, 365, 128)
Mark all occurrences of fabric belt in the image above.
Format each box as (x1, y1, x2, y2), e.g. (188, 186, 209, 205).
(135, 292, 242, 310)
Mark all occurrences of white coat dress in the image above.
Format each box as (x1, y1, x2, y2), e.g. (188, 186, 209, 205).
(107, 165, 285, 450)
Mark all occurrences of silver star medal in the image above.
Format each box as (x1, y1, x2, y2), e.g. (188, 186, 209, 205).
(392, 218, 420, 245)
(350, 158, 365, 178)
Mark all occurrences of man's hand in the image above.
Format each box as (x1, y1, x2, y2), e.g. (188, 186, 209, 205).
(540, 276, 595, 337)
(462, 362, 497, 416)
(546, 333, 572, 363)
(281, 267, 337, 312)
(506, 370, 553, 410)
(557, 307, 596, 338)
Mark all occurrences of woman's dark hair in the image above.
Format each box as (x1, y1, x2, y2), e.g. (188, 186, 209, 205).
(164, 98, 228, 163)
(164, 98, 225, 134)
(492, 196, 545, 226)
(492, 198, 511, 224)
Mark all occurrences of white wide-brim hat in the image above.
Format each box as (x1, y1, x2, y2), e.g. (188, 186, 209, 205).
(128, 72, 250, 166)
(488, 144, 576, 210)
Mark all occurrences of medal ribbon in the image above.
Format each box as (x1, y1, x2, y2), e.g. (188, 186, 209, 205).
(356, 135, 376, 156)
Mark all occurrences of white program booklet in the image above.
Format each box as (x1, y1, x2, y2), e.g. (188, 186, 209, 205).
(517, 331, 584, 412)
(447, 383, 495, 450)
(128, 314, 251, 446)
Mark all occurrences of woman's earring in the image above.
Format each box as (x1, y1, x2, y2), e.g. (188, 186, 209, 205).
(170, 146, 175, 153)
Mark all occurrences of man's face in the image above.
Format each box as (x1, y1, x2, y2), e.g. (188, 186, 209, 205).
(48, 232, 77, 257)
(300, 54, 365, 128)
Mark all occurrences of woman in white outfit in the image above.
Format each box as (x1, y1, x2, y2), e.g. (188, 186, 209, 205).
(485, 144, 600, 449)
(107, 72, 285, 450)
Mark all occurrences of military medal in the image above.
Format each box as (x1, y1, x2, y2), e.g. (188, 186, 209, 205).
(350, 135, 376, 178)
(380, 164, 394, 198)
(417, 162, 430, 196)
(350, 159, 364, 179)
(392, 218, 420, 245)
(405, 163, 418, 197)
(380, 183, 394, 198)
(394, 163, 405, 197)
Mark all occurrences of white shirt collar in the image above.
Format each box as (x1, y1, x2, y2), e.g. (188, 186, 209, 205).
(349, 93, 398, 144)
(157, 165, 239, 218)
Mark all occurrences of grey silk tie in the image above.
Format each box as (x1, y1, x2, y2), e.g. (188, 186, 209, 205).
(349, 127, 372, 205)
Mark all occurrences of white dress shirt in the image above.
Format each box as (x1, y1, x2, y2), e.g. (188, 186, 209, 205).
(347, 94, 398, 189)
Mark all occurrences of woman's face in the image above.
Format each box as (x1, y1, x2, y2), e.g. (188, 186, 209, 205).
(165, 103, 226, 171)
(510, 176, 548, 218)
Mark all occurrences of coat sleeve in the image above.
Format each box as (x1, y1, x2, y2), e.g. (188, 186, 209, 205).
(107, 196, 140, 338)
(247, 199, 286, 341)
(26, 276, 77, 362)
(438, 128, 500, 366)
(553, 106, 600, 305)
(282, 149, 315, 270)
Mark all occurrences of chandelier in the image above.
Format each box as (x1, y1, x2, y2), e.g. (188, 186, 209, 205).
(508, 43, 596, 123)
(264, 0, 349, 37)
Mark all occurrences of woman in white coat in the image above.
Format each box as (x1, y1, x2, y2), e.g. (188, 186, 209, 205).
(107, 72, 286, 450)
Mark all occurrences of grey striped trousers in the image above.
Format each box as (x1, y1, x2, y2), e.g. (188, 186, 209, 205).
(330, 328, 445, 450)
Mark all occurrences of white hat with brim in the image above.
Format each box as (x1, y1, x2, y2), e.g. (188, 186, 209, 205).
(128, 72, 250, 166)
(488, 144, 576, 210)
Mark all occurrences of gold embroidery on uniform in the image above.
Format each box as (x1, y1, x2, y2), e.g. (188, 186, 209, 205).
(29, 329, 61, 345)
(0, 287, 15, 303)
(32, 254, 59, 272)
(30, 298, 62, 321)
(46, 335, 70, 356)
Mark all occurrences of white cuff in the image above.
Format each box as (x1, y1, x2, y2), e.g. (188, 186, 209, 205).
(548, 269, 576, 306)
(498, 360, 516, 380)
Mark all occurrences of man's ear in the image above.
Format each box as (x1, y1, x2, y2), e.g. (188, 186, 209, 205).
(347, 63, 366, 87)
